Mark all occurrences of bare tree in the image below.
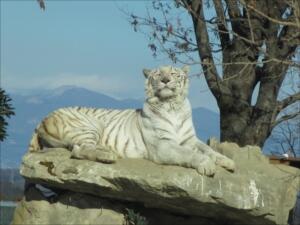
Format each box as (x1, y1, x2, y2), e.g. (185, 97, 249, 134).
(128, 0, 300, 147)
(271, 120, 299, 157)
(269, 68, 300, 156)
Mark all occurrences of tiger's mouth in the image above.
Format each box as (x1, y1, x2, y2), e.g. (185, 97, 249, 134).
(156, 87, 176, 99)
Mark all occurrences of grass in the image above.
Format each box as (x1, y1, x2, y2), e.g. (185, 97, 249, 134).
(124, 208, 148, 225)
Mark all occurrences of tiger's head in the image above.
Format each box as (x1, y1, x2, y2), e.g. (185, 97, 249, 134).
(143, 65, 190, 104)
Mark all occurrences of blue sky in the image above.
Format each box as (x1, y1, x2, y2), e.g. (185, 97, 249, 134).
(1, 0, 218, 111)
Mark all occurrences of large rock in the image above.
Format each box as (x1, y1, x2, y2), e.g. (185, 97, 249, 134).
(12, 185, 214, 225)
(15, 143, 299, 224)
(11, 186, 125, 225)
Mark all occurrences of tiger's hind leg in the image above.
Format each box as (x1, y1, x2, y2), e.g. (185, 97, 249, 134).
(36, 108, 119, 163)
(71, 144, 119, 164)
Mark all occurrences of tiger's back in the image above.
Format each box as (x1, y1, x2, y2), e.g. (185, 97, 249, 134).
(29, 106, 148, 159)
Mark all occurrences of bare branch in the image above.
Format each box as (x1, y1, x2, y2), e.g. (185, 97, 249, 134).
(243, 3, 255, 42)
(240, 0, 300, 28)
(37, 0, 45, 11)
(277, 92, 300, 112)
(182, 0, 225, 98)
(273, 121, 297, 157)
(272, 111, 300, 129)
(224, 0, 240, 20)
(212, 0, 230, 46)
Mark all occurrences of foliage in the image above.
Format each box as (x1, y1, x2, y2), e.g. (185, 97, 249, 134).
(0, 88, 15, 141)
(124, 208, 148, 225)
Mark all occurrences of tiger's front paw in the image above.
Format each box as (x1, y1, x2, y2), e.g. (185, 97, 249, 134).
(216, 156, 235, 172)
(197, 160, 216, 176)
(192, 154, 216, 176)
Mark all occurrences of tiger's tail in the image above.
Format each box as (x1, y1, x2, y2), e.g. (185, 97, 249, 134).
(28, 126, 42, 153)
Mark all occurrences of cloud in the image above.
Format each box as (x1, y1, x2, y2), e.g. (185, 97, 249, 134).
(26, 97, 43, 104)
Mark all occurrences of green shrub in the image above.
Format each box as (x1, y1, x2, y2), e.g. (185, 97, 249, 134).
(124, 208, 148, 225)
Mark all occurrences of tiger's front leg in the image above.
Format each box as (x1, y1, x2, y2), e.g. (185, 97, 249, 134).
(193, 139, 235, 172)
(149, 140, 216, 176)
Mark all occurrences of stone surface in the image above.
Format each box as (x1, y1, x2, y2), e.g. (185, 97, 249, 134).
(12, 185, 215, 225)
(11, 186, 125, 225)
(18, 143, 300, 224)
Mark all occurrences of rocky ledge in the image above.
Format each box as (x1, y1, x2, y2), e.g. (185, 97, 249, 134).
(12, 142, 299, 225)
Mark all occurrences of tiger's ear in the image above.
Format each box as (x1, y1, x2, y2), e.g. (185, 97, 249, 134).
(143, 69, 151, 78)
(182, 65, 190, 74)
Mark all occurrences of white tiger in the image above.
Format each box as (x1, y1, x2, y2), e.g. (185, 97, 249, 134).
(28, 65, 235, 176)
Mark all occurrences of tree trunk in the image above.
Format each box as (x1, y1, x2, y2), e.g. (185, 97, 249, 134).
(189, 0, 300, 148)
(217, 71, 281, 147)
(220, 109, 273, 147)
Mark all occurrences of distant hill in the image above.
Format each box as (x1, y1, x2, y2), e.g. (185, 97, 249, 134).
(2, 86, 220, 167)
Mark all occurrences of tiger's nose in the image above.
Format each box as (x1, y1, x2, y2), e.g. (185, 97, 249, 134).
(161, 77, 170, 84)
